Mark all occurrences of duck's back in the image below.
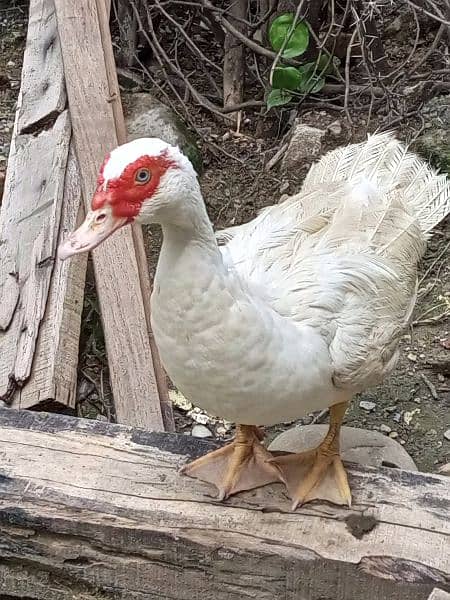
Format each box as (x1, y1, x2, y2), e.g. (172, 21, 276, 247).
(218, 132, 450, 392)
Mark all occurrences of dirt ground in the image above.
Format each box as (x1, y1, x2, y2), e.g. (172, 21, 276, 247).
(0, 0, 448, 472)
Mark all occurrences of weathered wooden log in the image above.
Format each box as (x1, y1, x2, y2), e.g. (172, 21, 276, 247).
(0, 408, 448, 599)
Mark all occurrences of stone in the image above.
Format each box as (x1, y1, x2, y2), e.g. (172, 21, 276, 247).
(412, 95, 450, 173)
(191, 424, 213, 438)
(281, 122, 325, 172)
(269, 425, 417, 471)
(327, 120, 342, 137)
(188, 411, 210, 425)
(380, 424, 392, 434)
(168, 389, 192, 412)
(122, 92, 202, 173)
(359, 400, 376, 412)
(444, 429, 450, 441)
(404, 408, 420, 426)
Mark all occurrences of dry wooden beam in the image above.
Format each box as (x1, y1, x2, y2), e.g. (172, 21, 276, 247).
(54, 0, 172, 430)
(0, 408, 448, 600)
(0, 0, 86, 410)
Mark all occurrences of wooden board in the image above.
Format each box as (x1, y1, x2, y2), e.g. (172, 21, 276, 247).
(17, 144, 87, 409)
(0, 408, 448, 600)
(0, 0, 86, 411)
(96, 0, 174, 430)
(54, 0, 167, 430)
(0, 0, 72, 402)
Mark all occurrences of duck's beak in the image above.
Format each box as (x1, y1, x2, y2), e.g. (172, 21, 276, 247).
(58, 207, 128, 261)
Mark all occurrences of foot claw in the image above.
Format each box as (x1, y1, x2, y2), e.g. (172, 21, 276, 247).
(181, 426, 281, 499)
(271, 449, 352, 508)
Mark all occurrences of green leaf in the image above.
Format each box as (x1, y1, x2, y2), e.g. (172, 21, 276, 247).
(315, 54, 340, 75)
(269, 14, 309, 58)
(298, 62, 316, 78)
(266, 88, 293, 109)
(297, 74, 325, 94)
(272, 67, 302, 90)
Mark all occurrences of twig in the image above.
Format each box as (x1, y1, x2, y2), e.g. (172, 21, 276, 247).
(265, 142, 288, 171)
(405, 0, 450, 25)
(154, 0, 221, 74)
(133, 0, 228, 118)
(420, 372, 438, 400)
(202, 0, 290, 63)
(410, 22, 446, 74)
(344, 26, 358, 124)
(419, 241, 450, 285)
(221, 99, 265, 113)
(311, 408, 329, 424)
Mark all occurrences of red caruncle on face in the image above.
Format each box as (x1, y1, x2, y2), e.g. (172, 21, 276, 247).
(92, 151, 176, 220)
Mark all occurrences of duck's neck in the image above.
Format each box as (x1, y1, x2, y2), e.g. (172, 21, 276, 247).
(155, 191, 226, 287)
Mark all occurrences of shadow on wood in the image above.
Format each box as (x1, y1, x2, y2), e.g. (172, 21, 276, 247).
(0, 409, 448, 599)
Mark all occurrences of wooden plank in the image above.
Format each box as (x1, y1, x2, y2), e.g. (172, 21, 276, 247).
(96, 0, 174, 430)
(0, 408, 448, 600)
(16, 144, 87, 409)
(54, 0, 165, 430)
(0, 0, 72, 402)
(0, 0, 86, 411)
(16, 0, 66, 133)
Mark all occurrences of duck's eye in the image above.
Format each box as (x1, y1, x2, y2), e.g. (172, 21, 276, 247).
(135, 168, 151, 184)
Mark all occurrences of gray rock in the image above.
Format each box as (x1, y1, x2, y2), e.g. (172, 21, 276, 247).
(327, 120, 342, 137)
(412, 95, 450, 173)
(281, 122, 325, 171)
(191, 424, 213, 438)
(269, 425, 417, 471)
(380, 424, 392, 434)
(123, 92, 202, 173)
(444, 429, 450, 441)
(359, 400, 376, 412)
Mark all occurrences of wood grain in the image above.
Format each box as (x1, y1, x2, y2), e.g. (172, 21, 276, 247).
(54, 0, 165, 430)
(0, 0, 86, 411)
(17, 144, 87, 409)
(0, 408, 448, 600)
(96, 0, 174, 430)
(0, 15, 71, 401)
(16, 0, 66, 133)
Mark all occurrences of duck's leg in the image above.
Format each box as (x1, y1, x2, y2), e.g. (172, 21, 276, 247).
(180, 425, 281, 500)
(269, 401, 351, 509)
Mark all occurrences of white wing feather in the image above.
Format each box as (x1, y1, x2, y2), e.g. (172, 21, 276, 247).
(216, 132, 450, 391)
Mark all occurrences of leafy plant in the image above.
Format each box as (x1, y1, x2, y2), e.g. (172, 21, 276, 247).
(266, 13, 338, 109)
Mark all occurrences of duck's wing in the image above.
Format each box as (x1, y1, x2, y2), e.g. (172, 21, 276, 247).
(217, 132, 450, 392)
(216, 181, 344, 304)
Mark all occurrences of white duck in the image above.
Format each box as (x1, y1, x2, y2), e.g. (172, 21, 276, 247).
(59, 132, 450, 508)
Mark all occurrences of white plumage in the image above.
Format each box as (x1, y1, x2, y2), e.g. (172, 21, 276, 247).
(150, 132, 449, 427)
(63, 131, 450, 505)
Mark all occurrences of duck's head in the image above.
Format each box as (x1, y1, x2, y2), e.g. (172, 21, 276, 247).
(58, 138, 197, 260)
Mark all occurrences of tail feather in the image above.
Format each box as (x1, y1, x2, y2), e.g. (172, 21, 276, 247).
(303, 132, 450, 234)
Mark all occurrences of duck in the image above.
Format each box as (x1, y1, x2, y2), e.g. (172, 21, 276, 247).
(59, 132, 450, 509)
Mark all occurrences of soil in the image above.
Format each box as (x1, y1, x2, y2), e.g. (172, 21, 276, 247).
(0, 1, 448, 473)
